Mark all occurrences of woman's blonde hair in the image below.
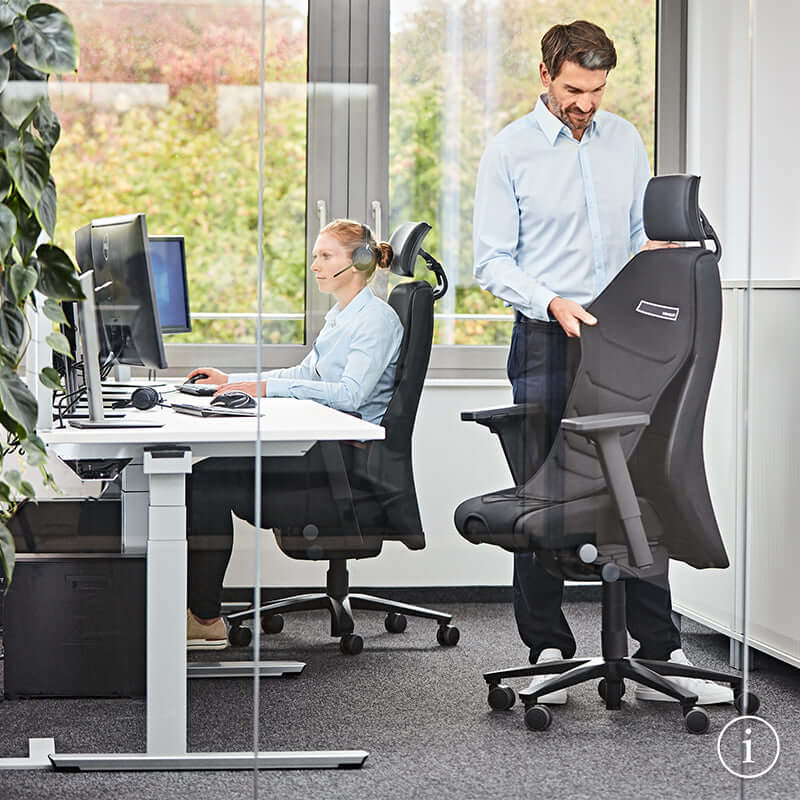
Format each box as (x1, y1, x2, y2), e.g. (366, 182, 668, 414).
(320, 218, 393, 282)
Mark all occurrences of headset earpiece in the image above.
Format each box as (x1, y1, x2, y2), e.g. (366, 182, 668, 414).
(350, 224, 377, 271)
(112, 386, 165, 411)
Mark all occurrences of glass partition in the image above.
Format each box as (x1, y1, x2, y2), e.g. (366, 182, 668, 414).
(5, 1, 797, 795)
(678, 0, 790, 793)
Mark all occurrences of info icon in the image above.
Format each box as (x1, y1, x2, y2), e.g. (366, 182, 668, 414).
(717, 716, 780, 779)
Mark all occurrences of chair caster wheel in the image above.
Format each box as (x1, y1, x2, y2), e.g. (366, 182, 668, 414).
(734, 691, 760, 715)
(385, 612, 407, 634)
(487, 684, 516, 711)
(228, 624, 252, 647)
(524, 704, 553, 731)
(684, 706, 710, 734)
(436, 624, 460, 647)
(598, 678, 625, 702)
(340, 634, 364, 655)
(261, 614, 284, 635)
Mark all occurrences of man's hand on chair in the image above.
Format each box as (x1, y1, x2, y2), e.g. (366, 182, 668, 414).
(640, 240, 681, 251)
(548, 297, 598, 338)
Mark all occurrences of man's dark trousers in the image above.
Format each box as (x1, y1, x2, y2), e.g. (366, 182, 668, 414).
(507, 312, 682, 663)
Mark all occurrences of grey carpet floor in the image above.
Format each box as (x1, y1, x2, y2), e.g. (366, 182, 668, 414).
(0, 600, 798, 800)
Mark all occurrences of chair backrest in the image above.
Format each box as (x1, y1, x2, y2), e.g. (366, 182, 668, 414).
(349, 224, 440, 549)
(521, 175, 727, 569)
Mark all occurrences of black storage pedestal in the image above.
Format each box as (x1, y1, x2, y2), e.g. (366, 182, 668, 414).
(3, 555, 146, 699)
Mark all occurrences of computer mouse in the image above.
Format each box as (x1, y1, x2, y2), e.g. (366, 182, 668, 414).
(210, 390, 257, 409)
(187, 372, 209, 384)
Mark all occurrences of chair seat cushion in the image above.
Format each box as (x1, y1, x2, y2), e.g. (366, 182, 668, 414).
(455, 489, 663, 554)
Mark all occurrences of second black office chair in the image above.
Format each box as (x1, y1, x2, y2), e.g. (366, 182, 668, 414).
(455, 175, 758, 733)
(227, 222, 460, 655)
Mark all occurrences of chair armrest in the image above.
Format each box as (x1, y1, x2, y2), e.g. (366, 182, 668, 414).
(560, 412, 650, 434)
(461, 403, 545, 425)
(560, 412, 653, 569)
(460, 404, 547, 484)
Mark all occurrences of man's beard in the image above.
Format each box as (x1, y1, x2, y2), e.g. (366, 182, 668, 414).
(546, 94, 595, 132)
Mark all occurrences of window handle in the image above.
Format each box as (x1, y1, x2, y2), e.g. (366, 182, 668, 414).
(317, 199, 327, 231)
(371, 200, 382, 242)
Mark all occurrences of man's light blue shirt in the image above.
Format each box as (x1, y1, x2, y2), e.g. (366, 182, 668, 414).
(473, 95, 651, 321)
(230, 286, 403, 425)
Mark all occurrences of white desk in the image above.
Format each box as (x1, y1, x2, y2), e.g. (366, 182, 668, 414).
(8, 398, 380, 772)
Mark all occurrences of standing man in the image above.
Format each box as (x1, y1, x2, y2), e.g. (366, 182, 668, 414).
(473, 20, 732, 705)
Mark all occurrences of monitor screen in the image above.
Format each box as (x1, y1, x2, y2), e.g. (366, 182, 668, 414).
(85, 213, 168, 370)
(149, 236, 191, 334)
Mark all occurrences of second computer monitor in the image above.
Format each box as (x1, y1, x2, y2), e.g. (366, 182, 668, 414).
(149, 236, 191, 334)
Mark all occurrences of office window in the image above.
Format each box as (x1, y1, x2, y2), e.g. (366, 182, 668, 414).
(51, 0, 308, 346)
(389, 0, 657, 346)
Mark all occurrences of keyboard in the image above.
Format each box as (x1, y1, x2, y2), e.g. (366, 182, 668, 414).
(177, 383, 218, 397)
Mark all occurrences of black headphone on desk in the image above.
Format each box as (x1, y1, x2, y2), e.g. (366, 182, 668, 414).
(112, 386, 168, 411)
(333, 224, 377, 277)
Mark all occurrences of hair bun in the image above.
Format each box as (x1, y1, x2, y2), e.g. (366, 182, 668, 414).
(376, 241, 394, 271)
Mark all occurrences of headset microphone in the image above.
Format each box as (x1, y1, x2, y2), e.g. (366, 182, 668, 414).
(332, 264, 354, 278)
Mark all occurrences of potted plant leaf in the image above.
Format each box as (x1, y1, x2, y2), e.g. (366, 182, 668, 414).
(0, 1, 83, 588)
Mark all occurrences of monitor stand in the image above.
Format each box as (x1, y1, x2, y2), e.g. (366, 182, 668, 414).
(113, 363, 132, 383)
(68, 419, 164, 429)
(65, 412, 127, 419)
(74, 271, 164, 430)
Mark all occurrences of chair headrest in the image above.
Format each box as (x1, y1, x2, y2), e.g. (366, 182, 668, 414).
(388, 222, 431, 277)
(643, 174, 707, 243)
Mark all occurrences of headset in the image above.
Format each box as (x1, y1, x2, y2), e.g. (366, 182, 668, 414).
(112, 386, 168, 411)
(333, 224, 377, 277)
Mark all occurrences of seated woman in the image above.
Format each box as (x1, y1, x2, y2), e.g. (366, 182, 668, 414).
(185, 219, 402, 649)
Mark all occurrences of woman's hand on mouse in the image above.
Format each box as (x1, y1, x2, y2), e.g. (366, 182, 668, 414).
(213, 381, 266, 398)
(186, 367, 228, 384)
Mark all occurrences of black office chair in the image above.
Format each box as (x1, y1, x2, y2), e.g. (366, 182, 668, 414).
(227, 222, 460, 655)
(454, 175, 759, 733)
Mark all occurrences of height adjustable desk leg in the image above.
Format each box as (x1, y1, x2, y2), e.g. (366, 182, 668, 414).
(40, 445, 368, 772)
(143, 446, 193, 756)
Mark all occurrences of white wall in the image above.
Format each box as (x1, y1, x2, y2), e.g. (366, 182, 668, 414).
(687, 0, 800, 280)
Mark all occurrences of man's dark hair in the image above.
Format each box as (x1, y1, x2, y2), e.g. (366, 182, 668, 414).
(541, 20, 617, 79)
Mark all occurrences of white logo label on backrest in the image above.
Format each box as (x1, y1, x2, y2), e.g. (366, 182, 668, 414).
(636, 300, 680, 321)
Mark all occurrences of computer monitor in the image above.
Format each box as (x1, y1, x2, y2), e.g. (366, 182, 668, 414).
(83, 213, 168, 370)
(149, 235, 191, 334)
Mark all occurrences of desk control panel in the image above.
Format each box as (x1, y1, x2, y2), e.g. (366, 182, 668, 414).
(177, 383, 218, 397)
(171, 402, 260, 418)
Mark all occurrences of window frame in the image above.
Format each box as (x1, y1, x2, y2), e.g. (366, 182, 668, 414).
(161, 0, 687, 381)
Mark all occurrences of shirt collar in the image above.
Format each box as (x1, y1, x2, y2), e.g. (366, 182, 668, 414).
(325, 285, 373, 324)
(532, 93, 598, 145)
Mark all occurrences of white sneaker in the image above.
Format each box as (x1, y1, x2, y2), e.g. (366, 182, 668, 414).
(522, 648, 568, 704)
(634, 649, 734, 704)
